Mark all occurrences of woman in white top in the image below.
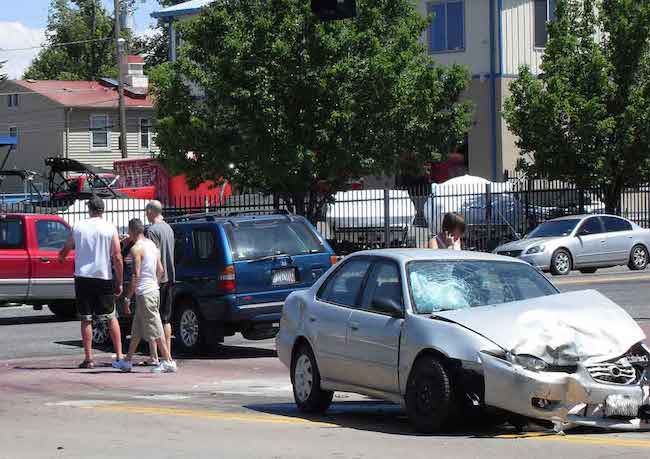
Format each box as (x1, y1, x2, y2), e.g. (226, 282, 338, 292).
(429, 212, 465, 250)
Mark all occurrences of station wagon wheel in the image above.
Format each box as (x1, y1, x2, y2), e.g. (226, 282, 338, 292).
(173, 300, 203, 355)
(291, 344, 333, 413)
(550, 249, 572, 276)
(92, 319, 110, 346)
(628, 244, 648, 271)
(405, 356, 454, 433)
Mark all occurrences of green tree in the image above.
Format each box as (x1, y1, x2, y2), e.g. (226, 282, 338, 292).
(503, 0, 650, 213)
(152, 0, 472, 220)
(23, 0, 119, 80)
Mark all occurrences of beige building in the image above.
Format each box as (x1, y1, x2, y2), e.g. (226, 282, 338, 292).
(0, 57, 157, 193)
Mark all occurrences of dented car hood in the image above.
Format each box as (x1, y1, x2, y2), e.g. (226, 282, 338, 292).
(432, 290, 646, 366)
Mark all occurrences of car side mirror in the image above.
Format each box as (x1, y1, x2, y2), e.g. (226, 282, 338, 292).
(372, 297, 404, 318)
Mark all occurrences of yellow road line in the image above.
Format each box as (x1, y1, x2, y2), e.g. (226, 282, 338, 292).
(496, 432, 650, 448)
(85, 403, 335, 427)
(553, 274, 650, 286)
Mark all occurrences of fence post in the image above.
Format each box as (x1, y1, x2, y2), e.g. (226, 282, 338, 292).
(384, 188, 390, 249)
(578, 188, 585, 215)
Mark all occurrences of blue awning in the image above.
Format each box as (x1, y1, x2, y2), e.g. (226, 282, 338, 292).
(0, 137, 17, 147)
(151, 0, 215, 19)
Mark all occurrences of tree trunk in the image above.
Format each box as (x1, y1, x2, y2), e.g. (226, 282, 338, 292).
(603, 183, 622, 215)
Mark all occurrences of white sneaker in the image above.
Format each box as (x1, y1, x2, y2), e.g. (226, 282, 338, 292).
(151, 360, 177, 374)
(113, 359, 132, 372)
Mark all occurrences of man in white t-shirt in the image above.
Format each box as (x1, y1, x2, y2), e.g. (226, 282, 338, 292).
(58, 195, 126, 369)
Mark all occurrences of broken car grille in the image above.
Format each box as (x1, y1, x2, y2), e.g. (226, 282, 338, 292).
(586, 359, 637, 385)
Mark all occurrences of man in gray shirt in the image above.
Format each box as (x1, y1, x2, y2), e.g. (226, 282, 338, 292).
(145, 200, 175, 354)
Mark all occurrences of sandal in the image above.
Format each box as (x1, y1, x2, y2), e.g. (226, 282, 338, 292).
(78, 360, 96, 369)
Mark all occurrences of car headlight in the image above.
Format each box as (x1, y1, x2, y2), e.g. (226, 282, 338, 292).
(510, 354, 548, 371)
(526, 245, 545, 254)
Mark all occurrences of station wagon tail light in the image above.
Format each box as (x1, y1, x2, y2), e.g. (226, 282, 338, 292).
(218, 265, 236, 293)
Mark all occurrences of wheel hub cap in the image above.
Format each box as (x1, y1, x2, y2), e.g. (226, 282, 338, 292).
(556, 253, 569, 273)
(294, 355, 313, 402)
(180, 310, 199, 347)
(634, 248, 646, 267)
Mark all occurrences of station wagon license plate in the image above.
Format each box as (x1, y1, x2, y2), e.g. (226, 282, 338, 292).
(272, 268, 296, 285)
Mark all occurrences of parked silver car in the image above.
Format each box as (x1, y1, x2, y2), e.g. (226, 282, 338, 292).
(494, 214, 650, 275)
(277, 249, 650, 433)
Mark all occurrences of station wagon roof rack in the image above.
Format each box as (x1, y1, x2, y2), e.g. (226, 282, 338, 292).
(166, 209, 294, 224)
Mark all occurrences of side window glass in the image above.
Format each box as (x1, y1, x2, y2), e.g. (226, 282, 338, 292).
(578, 217, 603, 236)
(35, 220, 70, 250)
(362, 262, 403, 314)
(0, 219, 24, 249)
(318, 259, 371, 307)
(603, 217, 632, 233)
(174, 231, 186, 265)
(192, 229, 218, 261)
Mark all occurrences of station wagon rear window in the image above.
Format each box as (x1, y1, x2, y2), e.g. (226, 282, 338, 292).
(226, 220, 325, 261)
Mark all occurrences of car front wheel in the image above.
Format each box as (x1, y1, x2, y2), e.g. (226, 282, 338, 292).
(550, 249, 572, 276)
(628, 244, 648, 271)
(405, 356, 455, 433)
(291, 344, 333, 413)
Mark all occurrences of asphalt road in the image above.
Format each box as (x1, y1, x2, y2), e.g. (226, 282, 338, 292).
(0, 268, 649, 458)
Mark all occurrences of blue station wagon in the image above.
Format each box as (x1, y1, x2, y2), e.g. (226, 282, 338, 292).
(169, 212, 336, 354)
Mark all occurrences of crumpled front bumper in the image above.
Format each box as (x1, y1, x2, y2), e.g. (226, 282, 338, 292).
(480, 352, 650, 431)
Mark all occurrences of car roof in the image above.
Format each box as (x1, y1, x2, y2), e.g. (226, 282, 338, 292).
(345, 248, 528, 265)
(550, 214, 626, 221)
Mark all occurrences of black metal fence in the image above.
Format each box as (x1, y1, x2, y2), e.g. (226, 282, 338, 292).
(3, 178, 650, 255)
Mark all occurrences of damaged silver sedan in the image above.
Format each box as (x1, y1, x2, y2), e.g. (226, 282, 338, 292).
(276, 249, 650, 433)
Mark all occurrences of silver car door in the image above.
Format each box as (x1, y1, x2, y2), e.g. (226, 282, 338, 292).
(602, 216, 634, 263)
(312, 258, 371, 384)
(574, 217, 608, 265)
(346, 260, 403, 394)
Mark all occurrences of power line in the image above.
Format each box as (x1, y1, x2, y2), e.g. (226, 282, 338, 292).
(0, 37, 113, 53)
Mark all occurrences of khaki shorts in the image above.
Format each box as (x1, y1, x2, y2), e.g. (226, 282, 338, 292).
(131, 291, 164, 342)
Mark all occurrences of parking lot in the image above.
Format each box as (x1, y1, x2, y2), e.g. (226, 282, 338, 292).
(0, 268, 648, 458)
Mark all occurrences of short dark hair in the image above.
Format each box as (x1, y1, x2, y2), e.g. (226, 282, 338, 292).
(128, 218, 145, 235)
(87, 195, 104, 213)
(442, 212, 465, 234)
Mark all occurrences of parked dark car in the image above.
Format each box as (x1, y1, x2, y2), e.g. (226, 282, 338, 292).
(102, 212, 337, 354)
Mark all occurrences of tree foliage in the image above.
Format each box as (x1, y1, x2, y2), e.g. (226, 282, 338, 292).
(23, 0, 119, 80)
(503, 0, 650, 212)
(152, 0, 472, 219)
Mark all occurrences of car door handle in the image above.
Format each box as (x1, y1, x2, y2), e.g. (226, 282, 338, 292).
(40, 257, 50, 263)
(349, 321, 360, 331)
(308, 316, 317, 323)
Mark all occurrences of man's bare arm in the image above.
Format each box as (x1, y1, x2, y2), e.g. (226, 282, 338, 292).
(58, 233, 74, 263)
(125, 245, 142, 300)
(111, 232, 124, 296)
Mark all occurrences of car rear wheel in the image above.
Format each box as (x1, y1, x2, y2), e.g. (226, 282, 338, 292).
(579, 268, 598, 274)
(629, 244, 648, 270)
(291, 344, 333, 413)
(174, 300, 204, 355)
(550, 249, 572, 276)
(405, 356, 455, 433)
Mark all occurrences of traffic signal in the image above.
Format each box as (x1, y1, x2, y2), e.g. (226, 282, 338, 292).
(311, 0, 356, 21)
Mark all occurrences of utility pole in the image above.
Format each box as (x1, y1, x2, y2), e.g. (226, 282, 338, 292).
(114, 0, 128, 158)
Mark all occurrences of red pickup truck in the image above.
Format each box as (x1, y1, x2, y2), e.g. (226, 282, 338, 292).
(0, 213, 76, 318)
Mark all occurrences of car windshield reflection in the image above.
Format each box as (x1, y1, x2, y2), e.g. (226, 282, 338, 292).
(407, 260, 557, 314)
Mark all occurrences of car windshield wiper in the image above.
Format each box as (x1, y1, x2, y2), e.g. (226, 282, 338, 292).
(247, 253, 291, 263)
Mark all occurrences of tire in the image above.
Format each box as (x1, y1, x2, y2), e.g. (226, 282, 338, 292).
(92, 319, 110, 346)
(173, 300, 204, 355)
(628, 244, 648, 271)
(405, 356, 455, 433)
(291, 344, 333, 414)
(550, 249, 572, 276)
(579, 268, 598, 274)
(48, 302, 76, 319)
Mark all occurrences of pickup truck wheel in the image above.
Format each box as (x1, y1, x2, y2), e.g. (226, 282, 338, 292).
(405, 356, 455, 433)
(173, 300, 204, 355)
(92, 319, 110, 346)
(291, 344, 333, 413)
(49, 302, 76, 319)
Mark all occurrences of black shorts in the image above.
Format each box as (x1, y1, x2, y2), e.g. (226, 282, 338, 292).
(159, 282, 174, 324)
(74, 277, 116, 321)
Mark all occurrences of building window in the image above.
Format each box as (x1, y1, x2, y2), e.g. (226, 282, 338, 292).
(140, 118, 152, 150)
(90, 114, 110, 149)
(7, 94, 18, 108)
(8, 127, 17, 138)
(428, 1, 465, 53)
(535, 0, 557, 48)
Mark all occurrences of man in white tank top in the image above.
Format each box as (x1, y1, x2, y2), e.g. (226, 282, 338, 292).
(115, 219, 177, 373)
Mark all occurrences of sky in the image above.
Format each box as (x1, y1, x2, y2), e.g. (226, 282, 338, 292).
(0, 0, 162, 78)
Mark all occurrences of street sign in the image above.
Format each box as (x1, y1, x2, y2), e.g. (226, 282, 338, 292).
(311, 0, 356, 21)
